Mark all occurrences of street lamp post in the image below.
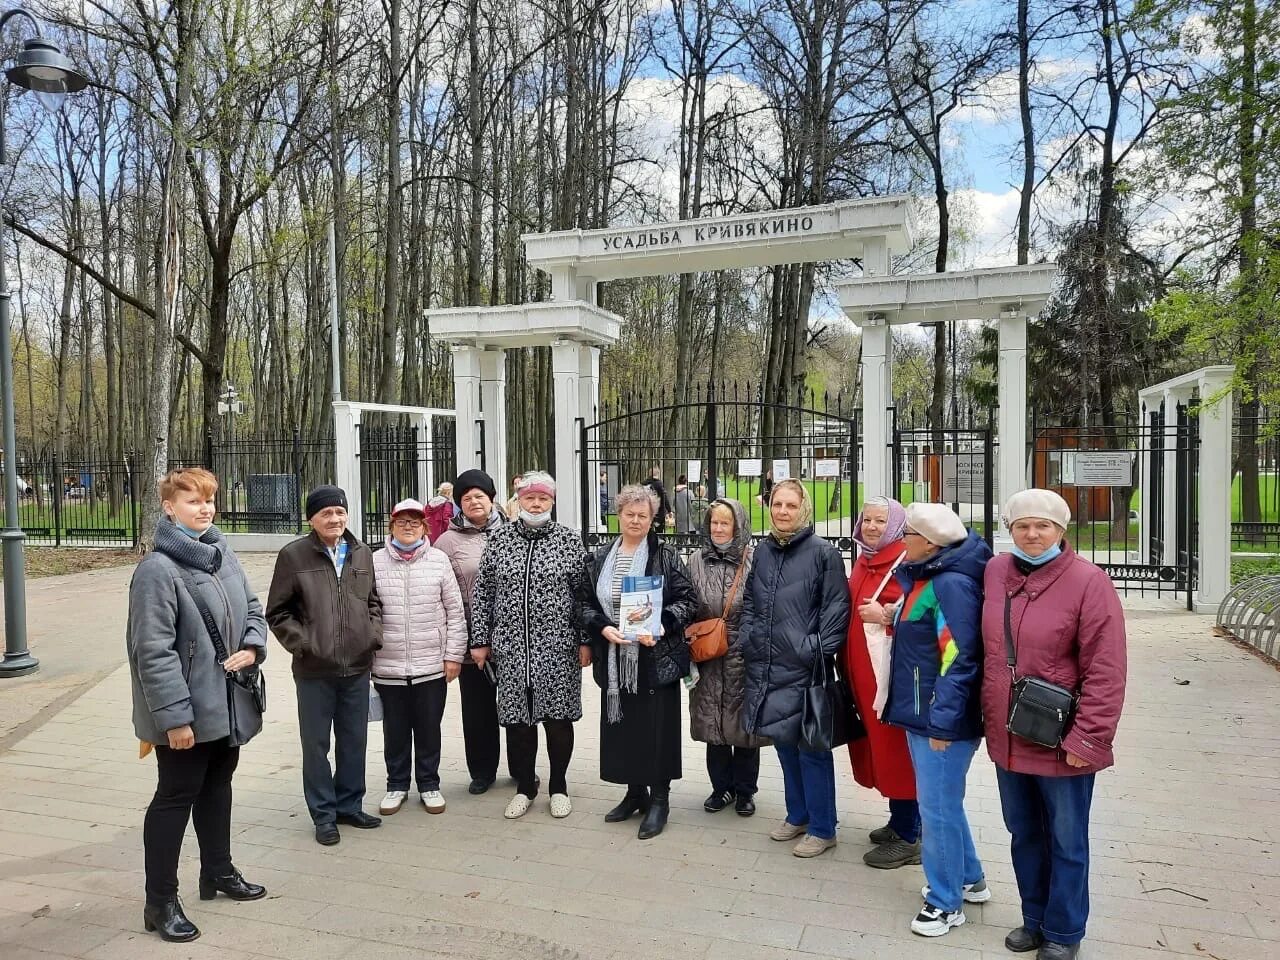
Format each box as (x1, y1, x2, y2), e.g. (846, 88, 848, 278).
(0, 7, 87, 679)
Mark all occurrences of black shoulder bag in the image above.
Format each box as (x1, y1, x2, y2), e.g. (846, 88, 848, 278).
(180, 569, 266, 747)
(1003, 593, 1076, 749)
(800, 652, 865, 752)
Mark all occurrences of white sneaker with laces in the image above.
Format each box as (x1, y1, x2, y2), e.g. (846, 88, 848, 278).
(921, 879, 992, 904)
(379, 790, 407, 815)
(421, 790, 446, 814)
(910, 903, 966, 937)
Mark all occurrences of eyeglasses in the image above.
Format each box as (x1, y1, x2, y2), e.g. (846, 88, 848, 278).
(392, 517, 424, 528)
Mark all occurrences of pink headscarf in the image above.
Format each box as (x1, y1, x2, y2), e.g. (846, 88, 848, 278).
(853, 497, 908, 556)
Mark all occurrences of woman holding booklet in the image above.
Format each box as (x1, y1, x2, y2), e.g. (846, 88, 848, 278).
(581, 483, 698, 840)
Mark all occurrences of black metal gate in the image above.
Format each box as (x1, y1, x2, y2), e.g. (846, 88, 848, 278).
(358, 418, 456, 544)
(1030, 407, 1199, 607)
(890, 409, 996, 545)
(577, 384, 860, 561)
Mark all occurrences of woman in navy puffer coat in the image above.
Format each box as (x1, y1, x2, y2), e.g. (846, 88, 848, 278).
(740, 480, 850, 859)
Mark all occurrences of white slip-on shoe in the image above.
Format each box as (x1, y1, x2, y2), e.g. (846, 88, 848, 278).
(504, 793, 533, 819)
(421, 790, 446, 814)
(379, 791, 407, 815)
(549, 793, 572, 818)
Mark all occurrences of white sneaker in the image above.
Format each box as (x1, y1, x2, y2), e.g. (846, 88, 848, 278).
(379, 790, 407, 815)
(549, 793, 572, 818)
(921, 879, 992, 904)
(504, 793, 532, 819)
(910, 903, 966, 937)
(421, 790, 446, 814)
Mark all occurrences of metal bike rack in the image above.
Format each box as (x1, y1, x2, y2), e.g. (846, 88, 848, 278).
(1216, 576, 1280, 658)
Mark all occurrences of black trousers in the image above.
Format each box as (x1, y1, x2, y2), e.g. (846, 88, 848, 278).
(506, 720, 573, 797)
(295, 672, 370, 825)
(143, 737, 239, 904)
(706, 744, 761, 798)
(458, 662, 512, 782)
(375, 677, 447, 792)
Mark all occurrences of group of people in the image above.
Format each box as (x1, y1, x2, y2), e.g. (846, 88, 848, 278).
(126, 465, 1125, 960)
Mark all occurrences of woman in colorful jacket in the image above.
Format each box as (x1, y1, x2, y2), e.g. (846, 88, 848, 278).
(845, 497, 920, 870)
(980, 490, 1126, 960)
(371, 499, 467, 816)
(875, 502, 992, 938)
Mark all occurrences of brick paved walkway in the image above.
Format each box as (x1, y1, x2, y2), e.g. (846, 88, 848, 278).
(1, 561, 1277, 960)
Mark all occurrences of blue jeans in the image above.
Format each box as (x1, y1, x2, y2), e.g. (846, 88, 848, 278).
(996, 767, 1096, 946)
(888, 797, 921, 843)
(774, 743, 836, 840)
(906, 733, 984, 913)
(295, 672, 371, 825)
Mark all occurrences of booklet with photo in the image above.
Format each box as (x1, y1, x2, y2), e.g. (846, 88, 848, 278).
(619, 575, 664, 639)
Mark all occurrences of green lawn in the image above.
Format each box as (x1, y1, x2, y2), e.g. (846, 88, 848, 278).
(1232, 472, 1280, 522)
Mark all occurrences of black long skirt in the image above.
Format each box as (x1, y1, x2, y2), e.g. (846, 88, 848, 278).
(599, 675, 683, 786)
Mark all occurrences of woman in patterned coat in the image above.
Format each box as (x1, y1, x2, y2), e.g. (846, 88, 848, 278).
(471, 472, 591, 821)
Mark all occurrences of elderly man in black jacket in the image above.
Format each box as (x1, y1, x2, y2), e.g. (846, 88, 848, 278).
(740, 479, 851, 859)
(267, 485, 383, 845)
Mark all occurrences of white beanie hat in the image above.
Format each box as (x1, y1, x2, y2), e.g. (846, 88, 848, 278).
(1002, 488, 1071, 530)
(904, 502, 968, 547)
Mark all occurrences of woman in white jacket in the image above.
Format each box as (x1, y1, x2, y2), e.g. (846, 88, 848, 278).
(372, 498, 467, 815)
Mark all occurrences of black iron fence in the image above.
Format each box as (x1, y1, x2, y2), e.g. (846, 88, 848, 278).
(890, 406, 996, 545)
(1233, 406, 1279, 554)
(358, 419, 457, 544)
(8, 433, 336, 546)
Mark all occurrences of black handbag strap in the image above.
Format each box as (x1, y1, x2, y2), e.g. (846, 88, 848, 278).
(1003, 592, 1018, 676)
(178, 568, 231, 667)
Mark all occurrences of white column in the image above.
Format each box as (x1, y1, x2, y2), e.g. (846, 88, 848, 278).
(1137, 397, 1152, 563)
(331, 401, 363, 541)
(1160, 388, 1183, 564)
(479, 347, 507, 478)
(417, 414, 434, 500)
(451, 344, 483, 478)
(995, 310, 1029, 553)
(578, 344, 602, 531)
(1196, 369, 1234, 612)
(551, 339, 582, 530)
(549, 267, 595, 302)
(858, 316, 893, 499)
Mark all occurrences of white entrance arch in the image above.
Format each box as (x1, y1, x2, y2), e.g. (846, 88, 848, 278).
(428, 196, 1056, 536)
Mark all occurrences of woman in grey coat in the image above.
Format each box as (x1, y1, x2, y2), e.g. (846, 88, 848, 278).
(127, 468, 268, 943)
(686, 498, 769, 816)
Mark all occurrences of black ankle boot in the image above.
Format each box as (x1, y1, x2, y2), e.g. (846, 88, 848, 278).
(199, 868, 267, 901)
(143, 897, 200, 942)
(637, 791, 669, 840)
(604, 787, 649, 823)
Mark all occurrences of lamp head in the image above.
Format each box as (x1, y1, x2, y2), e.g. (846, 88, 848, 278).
(6, 38, 88, 111)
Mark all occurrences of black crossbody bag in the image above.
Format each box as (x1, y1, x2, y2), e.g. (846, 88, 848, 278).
(1003, 594, 1076, 749)
(180, 570, 266, 747)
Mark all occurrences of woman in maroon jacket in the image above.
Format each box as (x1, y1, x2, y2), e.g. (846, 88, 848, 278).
(981, 489, 1127, 960)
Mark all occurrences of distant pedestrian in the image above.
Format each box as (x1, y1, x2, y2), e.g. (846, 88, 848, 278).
(425, 481, 455, 542)
(127, 468, 267, 943)
(267, 485, 384, 846)
(371, 498, 467, 817)
(981, 490, 1127, 960)
(641, 465, 674, 530)
(673, 474, 693, 534)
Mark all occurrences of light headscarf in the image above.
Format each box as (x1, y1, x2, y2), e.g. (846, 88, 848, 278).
(768, 479, 813, 545)
(853, 496, 908, 556)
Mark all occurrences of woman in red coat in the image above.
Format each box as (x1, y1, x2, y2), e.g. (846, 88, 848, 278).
(844, 497, 921, 870)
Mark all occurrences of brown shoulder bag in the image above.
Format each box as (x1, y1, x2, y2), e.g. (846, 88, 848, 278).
(685, 559, 745, 663)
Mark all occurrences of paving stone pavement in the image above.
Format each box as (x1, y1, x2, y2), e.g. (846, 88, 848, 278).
(1, 557, 1277, 960)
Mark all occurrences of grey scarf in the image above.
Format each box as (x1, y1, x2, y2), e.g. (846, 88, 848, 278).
(153, 516, 224, 573)
(595, 536, 649, 723)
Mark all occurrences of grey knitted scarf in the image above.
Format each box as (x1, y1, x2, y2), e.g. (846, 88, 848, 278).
(595, 536, 648, 723)
(153, 516, 224, 573)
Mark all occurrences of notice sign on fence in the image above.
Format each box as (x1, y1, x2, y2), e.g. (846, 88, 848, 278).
(814, 458, 841, 478)
(737, 458, 762, 477)
(941, 456, 992, 503)
(686, 460, 702, 484)
(1072, 451, 1134, 486)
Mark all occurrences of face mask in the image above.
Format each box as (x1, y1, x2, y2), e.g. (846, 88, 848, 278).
(168, 515, 205, 539)
(1011, 542, 1062, 566)
(519, 508, 552, 527)
(393, 537, 425, 551)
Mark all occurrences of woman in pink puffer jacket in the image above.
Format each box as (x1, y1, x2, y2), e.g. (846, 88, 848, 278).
(371, 499, 467, 817)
